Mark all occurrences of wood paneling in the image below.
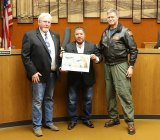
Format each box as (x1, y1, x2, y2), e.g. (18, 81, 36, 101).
(100, 0, 116, 23)
(17, 0, 33, 23)
(59, 0, 67, 18)
(1, 49, 160, 124)
(157, 0, 160, 23)
(50, 0, 58, 23)
(4, 0, 160, 23)
(132, 48, 160, 114)
(117, 0, 132, 18)
(33, 0, 49, 18)
(68, 0, 83, 23)
(1, 18, 160, 51)
(0, 55, 32, 123)
(133, 0, 141, 23)
(11, 0, 17, 18)
(142, 0, 157, 18)
(84, 0, 100, 18)
(0, 52, 106, 123)
(142, 42, 156, 48)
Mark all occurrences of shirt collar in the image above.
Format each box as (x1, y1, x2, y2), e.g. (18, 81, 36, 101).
(39, 28, 49, 36)
(76, 42, 85, 48)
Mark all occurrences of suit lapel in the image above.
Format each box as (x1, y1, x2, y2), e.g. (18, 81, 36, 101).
(71, 42, 78, 53)
(36, 29, 50, 56)
(83, 41, 89, 54)
(36, 29, 59, 59)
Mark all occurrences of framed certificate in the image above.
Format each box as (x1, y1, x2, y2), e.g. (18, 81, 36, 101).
(61, 53, 90, 72)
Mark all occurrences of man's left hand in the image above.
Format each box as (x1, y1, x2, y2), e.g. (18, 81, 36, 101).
(126, 66, 134, 78)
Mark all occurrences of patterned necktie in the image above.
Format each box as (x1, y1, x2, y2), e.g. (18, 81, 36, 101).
(45, 33, 51, 54)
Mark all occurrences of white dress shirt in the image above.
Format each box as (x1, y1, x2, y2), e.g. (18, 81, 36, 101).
(40, 29, 56, 71)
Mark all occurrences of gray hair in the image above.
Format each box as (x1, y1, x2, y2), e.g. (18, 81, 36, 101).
(38, 13, 52, 22)
(107, 8, 119, 17)
(74, 27, 85, 35)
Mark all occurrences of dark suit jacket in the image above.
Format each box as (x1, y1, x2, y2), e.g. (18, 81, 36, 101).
(21, 28, 61, 82)
(64, 41, 102, 86)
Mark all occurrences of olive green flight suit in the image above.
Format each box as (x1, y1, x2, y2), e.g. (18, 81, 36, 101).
(105, 62, 134, 125)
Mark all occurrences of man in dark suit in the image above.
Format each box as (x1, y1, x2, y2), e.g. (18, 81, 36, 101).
(62, 27, 102, 130)
(21, 13, 61, 137)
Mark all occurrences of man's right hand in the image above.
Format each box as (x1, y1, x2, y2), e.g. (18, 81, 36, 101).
(32, 72, 42, 83)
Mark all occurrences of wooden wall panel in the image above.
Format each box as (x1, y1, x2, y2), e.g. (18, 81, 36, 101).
(142, 0, 157, 18)
(133, 0, 141, 23)
(11, 0, 17, 18)
(100, 0, 116, 23)
(0, 55, 32, 123)
(1, 49, 160, 124)
(117, 0, 132, 18)
(5, 0, 160, 23)
(0, 53, 106, 122)
(17, 0, 33, 23)
(157, 0, 160, 23)
(50, 0, 58, 23)
(33, 0, 49, 18)
(59, 0, 67, 18)
(132, 49, 160, 114)
(68, 0, 83, 23)
(84, 0, 100, 18)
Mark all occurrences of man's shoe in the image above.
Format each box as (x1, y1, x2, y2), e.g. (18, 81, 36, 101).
(128, 124, 136, 135)
(68, 122, 77, 130)
(33, 128, 43, 137)
(44, 125, 59, 131)
(83, 121, 94, 128)
(104, 119, 120, 127)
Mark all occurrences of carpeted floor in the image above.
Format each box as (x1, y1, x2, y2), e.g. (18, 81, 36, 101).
(0, 119, 160, 140)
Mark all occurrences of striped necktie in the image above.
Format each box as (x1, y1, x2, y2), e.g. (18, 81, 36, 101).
(45, 33, 51, 54)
